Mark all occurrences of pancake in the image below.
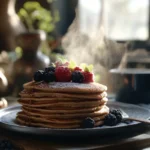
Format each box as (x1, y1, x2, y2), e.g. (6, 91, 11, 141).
(18, 96, 107, 105)
(19, 105, 109, 119)
(16, 117, 81, 129)
(18, 97, 108, 108)
(17, 112, 107, 124)
(16, 117, 104, 128)
(16, 112, 106, 128)
(17, 67, 109, 128)
(23, 81, 107, 94)
(22, 105, 104, 114)
(19, 91, 107, 102)
(20, 90, 106, 99)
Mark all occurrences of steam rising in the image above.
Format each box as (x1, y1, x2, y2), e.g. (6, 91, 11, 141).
(62, 17, 126, 92)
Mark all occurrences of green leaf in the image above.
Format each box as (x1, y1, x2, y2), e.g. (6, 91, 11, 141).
(18, 8, 28, 18)
(24, 2, 41, 12)
(55, 55, 66, 63)
(80, 63, 87, 70)
(38, 21, 55, 32)
(80, 64, 93, 72)
(88, 64, 93, 72)
(51, 63, 56, 67)
(68, 60, 76, 69)
(57, 57, 67, 64)
(84, 66, 89, 72)
(18, 1, 59, 33)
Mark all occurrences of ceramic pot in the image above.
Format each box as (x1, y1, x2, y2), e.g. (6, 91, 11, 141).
(12, 31, 50, 95)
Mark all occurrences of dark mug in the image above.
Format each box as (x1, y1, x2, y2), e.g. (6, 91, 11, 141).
(134, 74, 150, 92)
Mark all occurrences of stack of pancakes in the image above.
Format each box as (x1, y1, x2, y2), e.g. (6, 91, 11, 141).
(16, 81, 109, 129)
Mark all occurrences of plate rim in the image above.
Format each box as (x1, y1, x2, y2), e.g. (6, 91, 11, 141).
(0, 101, 150, 133)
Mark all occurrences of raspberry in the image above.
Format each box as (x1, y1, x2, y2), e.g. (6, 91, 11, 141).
(81, 117, 95, 128)
(72, 71, 84, 83)
(83, 71, 94, 83)
(55, 66, 72, 82)
(43, 71, 56, 82)
(34, 70, 44, 82)
(74, 67, 83, 72)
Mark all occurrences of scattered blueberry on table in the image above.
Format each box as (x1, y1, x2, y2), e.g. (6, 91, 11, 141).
(0, 140, 15, 150)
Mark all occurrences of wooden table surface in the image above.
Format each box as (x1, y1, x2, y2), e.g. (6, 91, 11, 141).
(1, 129, 150, 150)
(0, 98, 150, 150)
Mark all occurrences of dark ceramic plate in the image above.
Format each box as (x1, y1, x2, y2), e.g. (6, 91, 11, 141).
(0, 101, 150, 137)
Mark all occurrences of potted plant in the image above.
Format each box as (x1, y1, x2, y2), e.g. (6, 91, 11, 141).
(12, 1, 59, 95)
(17, 1, 59, 53)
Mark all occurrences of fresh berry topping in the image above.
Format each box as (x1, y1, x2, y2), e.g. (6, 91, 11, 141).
(72, 71, 84, 83)
(104, 114, 117, 126)
(81, 117, 95, 128)
(33, 61, 95, 83)
(55, 66, 72, 82)
(83, 71, 94, 83)
(45, 66, 55, 73)
(34, 70, 44, 82)
(55, 61, 69, 67)
(74, 67, 83, 72)
(43, 71, 56, 82)
(63, 62, 69, 67)
(110, 109, 122, 123)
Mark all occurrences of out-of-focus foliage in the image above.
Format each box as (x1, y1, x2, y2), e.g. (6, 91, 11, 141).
(18, 1, 59, 33)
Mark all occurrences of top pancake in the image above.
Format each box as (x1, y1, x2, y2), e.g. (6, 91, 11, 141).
(23, 81, 107, 94)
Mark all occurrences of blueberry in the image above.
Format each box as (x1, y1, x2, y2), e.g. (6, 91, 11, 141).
(72, 71, 84, 83)
(115, 114, 122, 123)
(34, 70, 44, 82)
(45, 66, 55, 73)
(110, 109, 121, 115)
(81, 117, 95, 128)
(43, 71, 56, 82)
(104, 114, 117, 126)
(110, 109, 122, 123)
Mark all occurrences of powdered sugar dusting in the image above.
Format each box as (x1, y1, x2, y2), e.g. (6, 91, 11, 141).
(21, 89, 33, 94)
(37, 82, 49, 89)
(34, 82, 107, 93)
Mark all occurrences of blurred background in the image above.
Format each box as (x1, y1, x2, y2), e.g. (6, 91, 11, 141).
(0, 0, 150, 108)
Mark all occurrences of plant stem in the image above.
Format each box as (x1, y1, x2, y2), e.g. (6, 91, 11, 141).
(25, 13, 34, 32)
